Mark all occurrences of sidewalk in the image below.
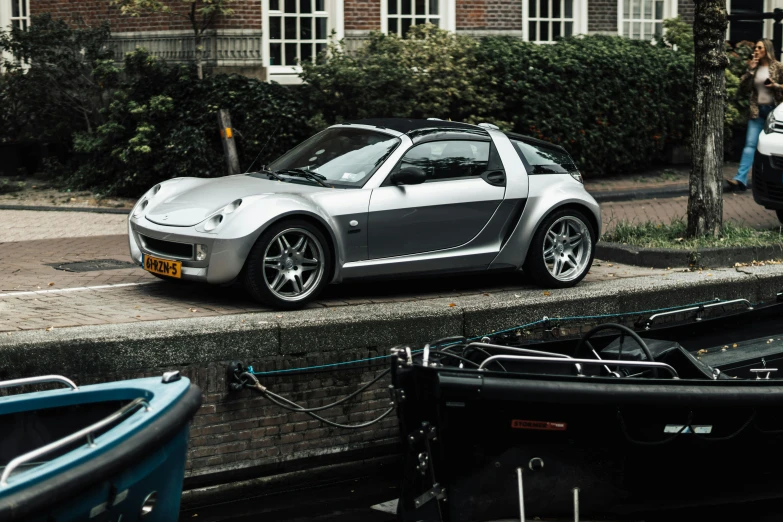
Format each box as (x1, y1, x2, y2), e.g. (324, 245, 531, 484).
(1, 160, 780, 333)
(584, 162, 743, 202)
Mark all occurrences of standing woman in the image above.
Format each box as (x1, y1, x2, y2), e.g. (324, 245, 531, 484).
(727, 39, 783, 191)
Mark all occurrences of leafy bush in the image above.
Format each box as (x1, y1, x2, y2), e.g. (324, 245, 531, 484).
(301, 24, 505, 127)
(0, 14, 117, 145)
(72, 49, 313, 196)
(477, 34, 694, 176)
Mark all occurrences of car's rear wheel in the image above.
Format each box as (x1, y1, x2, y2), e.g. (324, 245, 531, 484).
(777, 209, 783, 225)
(523, 208, 596, 288)
(244, 219, 331, 309)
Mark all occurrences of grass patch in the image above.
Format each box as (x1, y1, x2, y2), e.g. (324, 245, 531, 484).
(604, 218, 783, 249)
(0, 179, 25, 195)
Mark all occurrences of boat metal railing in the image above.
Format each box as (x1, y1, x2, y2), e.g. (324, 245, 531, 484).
(0, 397, 152, 487)
(0, 375, 79, 392)
(477, 355, 680, 378)
(645, 298, 752, 329)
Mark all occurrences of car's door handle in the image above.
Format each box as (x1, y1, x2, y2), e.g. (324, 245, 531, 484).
(481, 170, 506, 187)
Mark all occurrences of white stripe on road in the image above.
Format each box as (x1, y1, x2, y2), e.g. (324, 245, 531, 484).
(0, 282, 155, 298)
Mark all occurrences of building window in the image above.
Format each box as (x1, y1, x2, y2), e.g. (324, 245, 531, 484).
(10, 0, 29, 30)
(618, 0, 676, 40)
(268, 0, 329, 67)
(523, 0, 586, 43)
(381, 0, 455, 36)
(527, 0, 575, 42)
(387, 0, 440, 36)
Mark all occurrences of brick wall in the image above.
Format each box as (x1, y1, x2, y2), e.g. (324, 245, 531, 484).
(345, 0, 381, 30)
(31, 0, 262, 32)
(678, 0, 694, 24)
(68, 351, 398, 481)
(457, 0, 488, 29)
(185, 353, 398, 478)
(587, 0, 617, 33)
(486, 0, 522, 30)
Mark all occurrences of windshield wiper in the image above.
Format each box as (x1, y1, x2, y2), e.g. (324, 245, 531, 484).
(247, 167, 285, 182)
(275, 168, 332, 188)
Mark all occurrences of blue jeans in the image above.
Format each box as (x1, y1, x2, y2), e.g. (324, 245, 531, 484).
(735, 104, 774, 185)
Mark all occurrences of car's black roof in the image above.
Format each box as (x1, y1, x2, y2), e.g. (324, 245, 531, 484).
(339, 118, 570, 154)
(342, 118, 481, 134)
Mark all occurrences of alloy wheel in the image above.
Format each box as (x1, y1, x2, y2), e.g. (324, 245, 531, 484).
(542, 216, 592, 282)
(262, 228, 325, 302)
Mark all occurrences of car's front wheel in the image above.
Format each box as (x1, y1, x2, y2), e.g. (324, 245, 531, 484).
(523, 208, 596, 288)
(777, 209, 783, 225)
(244, 219, 332, 309)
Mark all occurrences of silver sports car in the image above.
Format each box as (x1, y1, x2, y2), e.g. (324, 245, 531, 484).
(128, 118, 601, 309)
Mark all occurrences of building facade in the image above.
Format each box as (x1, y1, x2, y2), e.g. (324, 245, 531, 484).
(2, 0, 782, 83)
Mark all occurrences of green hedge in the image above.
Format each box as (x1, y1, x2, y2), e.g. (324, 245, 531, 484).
(1, 18, 744, 193)
(476, 34, 694, 176)
(71, 49, 313, 196)
(303, 26, 694, 177)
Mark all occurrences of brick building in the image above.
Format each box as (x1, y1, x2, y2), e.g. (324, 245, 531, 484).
(2, 1, 782, 82)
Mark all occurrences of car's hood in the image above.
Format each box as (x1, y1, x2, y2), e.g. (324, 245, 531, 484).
(145, 175, 326, 226)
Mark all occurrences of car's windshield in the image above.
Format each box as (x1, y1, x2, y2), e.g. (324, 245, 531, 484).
(264, 127, 401, 187)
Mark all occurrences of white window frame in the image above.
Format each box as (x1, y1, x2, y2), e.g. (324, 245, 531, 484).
(1, 0, 31, 69)
(522, 0, 587, 43)
(617, 0, 677, 41)
(262, 0, 343, 85)
(380, 0, 456, 35)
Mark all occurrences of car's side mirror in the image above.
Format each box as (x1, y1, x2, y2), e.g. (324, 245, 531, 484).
(391, 167, 427, 186)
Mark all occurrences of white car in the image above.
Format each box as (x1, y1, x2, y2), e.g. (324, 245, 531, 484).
(755, 106, 783, 223)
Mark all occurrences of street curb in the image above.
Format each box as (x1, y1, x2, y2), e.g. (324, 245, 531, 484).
(596, 241, 783, 268)
(0, 204, 131, 214)
(589, 184, 688, 202)
(2, 267, 783, 380)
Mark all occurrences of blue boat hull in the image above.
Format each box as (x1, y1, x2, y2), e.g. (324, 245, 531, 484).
(0, 376, 202, 522)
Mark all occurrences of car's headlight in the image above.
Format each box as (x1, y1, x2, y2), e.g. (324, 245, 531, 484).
(569, 171, 584, 184)
(197, 199, 243, 233)
(765, 110, 777, 134)
(131, 183, 164, 218)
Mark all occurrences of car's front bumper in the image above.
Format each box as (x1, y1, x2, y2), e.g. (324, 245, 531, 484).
(128, 217, 254, 284)
(752, 150, 783, 210)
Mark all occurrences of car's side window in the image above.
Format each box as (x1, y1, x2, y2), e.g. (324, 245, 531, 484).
(510, 139, 578, 175)
(398, 140, 490, 181)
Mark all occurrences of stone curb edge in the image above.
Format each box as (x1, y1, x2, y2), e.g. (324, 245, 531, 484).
(596, 241, 783, 269)
(589, 184, 689, 202)
(0, 204, 131, 214)
(2, 267, 783, 381)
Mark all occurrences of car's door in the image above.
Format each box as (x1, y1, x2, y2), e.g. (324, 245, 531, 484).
(367, 137, 506, 259)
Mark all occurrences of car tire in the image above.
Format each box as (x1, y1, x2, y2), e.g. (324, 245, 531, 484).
(523, 208, 596, 289)
(777, 209, 783, 225)
(244, 219, 332, 309)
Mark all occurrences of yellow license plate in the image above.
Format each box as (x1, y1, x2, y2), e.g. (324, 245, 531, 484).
(143, 254, 182, 279)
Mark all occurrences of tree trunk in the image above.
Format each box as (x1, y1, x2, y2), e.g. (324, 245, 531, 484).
(687, 0, 729, 238)
(195, 32, 203, 80)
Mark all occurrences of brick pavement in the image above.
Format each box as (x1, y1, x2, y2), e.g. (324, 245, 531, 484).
(602, 192, 781, 232)
(0, 189, 779, 333)
(0, 210, 128, 242)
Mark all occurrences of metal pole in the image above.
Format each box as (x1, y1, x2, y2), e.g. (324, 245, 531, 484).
(517, 467, 525, 522)
(573, 487, 580, 522)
